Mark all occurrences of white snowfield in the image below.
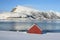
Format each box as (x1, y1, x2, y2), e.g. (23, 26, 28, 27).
(0, 31, 60, 40)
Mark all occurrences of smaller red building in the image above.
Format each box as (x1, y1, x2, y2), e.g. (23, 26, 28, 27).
(27, 24, 42, 34)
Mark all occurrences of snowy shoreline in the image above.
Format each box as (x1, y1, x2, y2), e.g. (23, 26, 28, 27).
(0, 31, 60, 40)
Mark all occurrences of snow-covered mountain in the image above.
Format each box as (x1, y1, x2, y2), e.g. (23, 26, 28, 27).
(11, 5, 60, 20)
(0, 5, 60, 20)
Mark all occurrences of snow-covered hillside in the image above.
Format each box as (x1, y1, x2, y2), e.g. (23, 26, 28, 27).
(0, 5, 60, 20)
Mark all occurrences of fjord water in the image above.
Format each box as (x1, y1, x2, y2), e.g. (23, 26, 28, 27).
(0, 20, 60, 32)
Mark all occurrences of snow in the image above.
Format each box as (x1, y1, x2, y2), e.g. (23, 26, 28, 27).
(0, 31, 60, 40)
(0, 5, 60, 20)
(11, 5, 40, 13)
(11, 5, 60, 19)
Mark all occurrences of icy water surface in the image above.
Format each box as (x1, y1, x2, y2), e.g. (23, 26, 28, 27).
(0, 20, 60, 32)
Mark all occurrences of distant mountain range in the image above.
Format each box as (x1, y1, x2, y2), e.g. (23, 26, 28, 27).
(0, 5, 60, 20)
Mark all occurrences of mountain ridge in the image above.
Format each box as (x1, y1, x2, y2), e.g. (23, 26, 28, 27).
(0, 5, 60, 20)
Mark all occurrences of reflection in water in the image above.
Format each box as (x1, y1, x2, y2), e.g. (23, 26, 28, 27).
(0, 20, 60, 32)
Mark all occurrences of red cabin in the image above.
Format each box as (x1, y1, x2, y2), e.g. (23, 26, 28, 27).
(27, 24, 42, 34)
